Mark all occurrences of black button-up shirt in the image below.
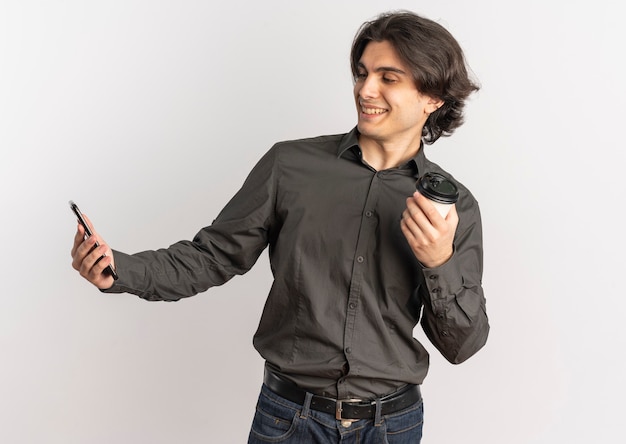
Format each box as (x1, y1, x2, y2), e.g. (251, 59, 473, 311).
(105, 128, 489, 399)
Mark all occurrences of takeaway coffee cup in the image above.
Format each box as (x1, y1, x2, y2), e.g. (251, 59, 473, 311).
(415, 172, 459, 218)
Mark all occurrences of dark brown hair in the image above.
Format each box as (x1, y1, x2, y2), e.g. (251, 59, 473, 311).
(351, 11, 479, 144)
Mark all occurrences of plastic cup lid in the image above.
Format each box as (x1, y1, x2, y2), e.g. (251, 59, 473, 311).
(415, 172, 459, 204)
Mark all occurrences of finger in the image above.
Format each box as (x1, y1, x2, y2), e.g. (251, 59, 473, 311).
(71, 234, 98, 271)
(79, 242, 108, 278)
(406, 197, 456, 250)
(80, 215, 113, 257)
(71, 224, 85, 257)
(80, 226, 115, 270)
(86, 249, 115, 289)
(400, 215, 419, 246)
(413, 192, 446, 226)
(412, 193, 460, 242)
(405, 196, 437, 241)
(402, 216, 437, 259)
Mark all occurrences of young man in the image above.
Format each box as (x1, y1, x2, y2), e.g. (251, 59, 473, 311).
(72, 11, 489, 443)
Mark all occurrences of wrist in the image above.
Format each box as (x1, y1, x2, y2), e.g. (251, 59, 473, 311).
(420, 248, 453, 268)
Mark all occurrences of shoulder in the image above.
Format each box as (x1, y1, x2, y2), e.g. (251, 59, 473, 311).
(272, 133, 347, 152)
(266, 132, 350, 169)
(420, 155, 481, 220)
(252, 132, 349, 174)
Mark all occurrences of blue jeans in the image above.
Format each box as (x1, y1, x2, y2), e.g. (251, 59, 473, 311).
(248, 384, 424, 443)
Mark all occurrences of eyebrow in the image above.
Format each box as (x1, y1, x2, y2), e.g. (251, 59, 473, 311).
(357, 62, 407, 75)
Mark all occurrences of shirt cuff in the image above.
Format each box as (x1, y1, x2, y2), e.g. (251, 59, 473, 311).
(421, 249, 463, 299)
(99, 250, 140, 294)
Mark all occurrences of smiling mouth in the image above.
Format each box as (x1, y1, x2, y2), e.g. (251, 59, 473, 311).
(361, 107, 388, 115)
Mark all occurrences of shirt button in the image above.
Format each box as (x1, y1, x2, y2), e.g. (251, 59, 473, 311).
(365, 211, 373, 217)
(432, 288, 441, 294)
(356, 256, 364, 263)
(429, 275, 438, 280)
(349, 302, 357, 309)
(346, 347, 352, 354)
(441, 331, 449, 337)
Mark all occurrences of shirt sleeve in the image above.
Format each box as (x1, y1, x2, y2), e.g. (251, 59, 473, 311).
(419, 196, 489, 363)
(101, 146, 279, 301)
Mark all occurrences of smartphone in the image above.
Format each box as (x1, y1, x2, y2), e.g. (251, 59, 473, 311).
(69, 200, 119, 280)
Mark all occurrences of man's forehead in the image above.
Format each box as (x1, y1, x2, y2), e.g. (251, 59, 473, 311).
(358, 41, 408, 72)
(357, 62, 407, 75)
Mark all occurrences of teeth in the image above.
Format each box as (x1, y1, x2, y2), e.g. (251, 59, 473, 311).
(362, 107, 387, 115)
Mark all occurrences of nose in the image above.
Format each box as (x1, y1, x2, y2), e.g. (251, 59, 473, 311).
(357, 75, 379, 100)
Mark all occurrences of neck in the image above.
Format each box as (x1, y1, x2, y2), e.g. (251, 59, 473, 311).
(358, 134, 422, 171)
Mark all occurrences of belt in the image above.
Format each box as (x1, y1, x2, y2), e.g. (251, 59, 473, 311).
(263, 370, 421, 421)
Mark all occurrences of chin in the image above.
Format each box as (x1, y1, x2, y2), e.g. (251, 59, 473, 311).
(357, 123, 383, 139)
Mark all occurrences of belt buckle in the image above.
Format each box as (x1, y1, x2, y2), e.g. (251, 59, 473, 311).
(335, 398, 362, 425)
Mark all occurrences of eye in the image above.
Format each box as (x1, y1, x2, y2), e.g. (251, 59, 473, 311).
(382, 76, 397, 84)
(355, 71, 367, 81)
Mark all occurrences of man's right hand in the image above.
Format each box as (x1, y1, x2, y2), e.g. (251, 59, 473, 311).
(70, 214, 116, 290)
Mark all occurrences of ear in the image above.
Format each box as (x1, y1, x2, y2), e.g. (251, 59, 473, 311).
(425, 96, 444, 114)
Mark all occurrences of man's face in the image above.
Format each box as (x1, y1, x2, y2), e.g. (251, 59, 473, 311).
(354, 40, 442, 148)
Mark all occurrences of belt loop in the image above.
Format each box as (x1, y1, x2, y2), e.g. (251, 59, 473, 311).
(300, 392, 314, 419)
(374, 398, 383, 426)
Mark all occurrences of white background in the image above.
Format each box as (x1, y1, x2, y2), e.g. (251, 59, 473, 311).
(1, 0, 624, 442)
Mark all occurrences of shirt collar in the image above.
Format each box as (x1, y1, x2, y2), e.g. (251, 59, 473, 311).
(337, 127, 360, 158)
(338, 127, 425, 178)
